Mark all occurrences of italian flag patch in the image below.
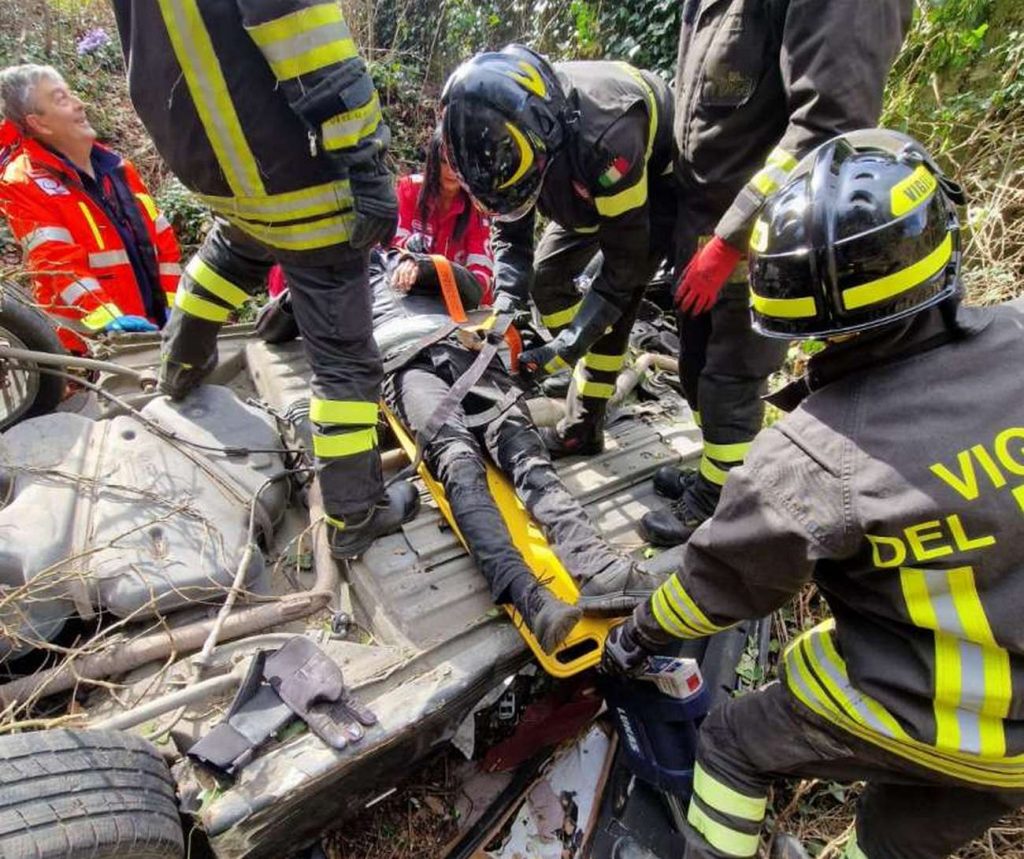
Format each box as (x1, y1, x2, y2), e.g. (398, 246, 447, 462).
(598, 156, 631, 188)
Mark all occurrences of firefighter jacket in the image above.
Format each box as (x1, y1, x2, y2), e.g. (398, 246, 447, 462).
(0, 123, 180, 351)
(491, 61, 674, 313)
(111, 0, 389, 262)
(639, 299, 1024, 788)
(394, 174, 494, 301)
(674, 0, 912, 247)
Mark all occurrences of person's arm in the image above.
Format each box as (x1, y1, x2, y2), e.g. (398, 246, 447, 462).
(460, 208, 494, 303)
(125, 162, 181, 306)
(489, 209, 535, 312)
(0, 182, 125, 333)
(392, 175, 419, 249)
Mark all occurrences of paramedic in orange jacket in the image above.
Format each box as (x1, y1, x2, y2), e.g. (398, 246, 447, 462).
(0, 64, 180, 352)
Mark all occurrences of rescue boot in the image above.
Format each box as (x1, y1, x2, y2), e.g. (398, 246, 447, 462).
(652, 464, 697, 500)
(638, 492, 709, 548)
(576, 561, 668, 615)
(158, 353, 216, 401)
(510, 579, 581, 654)
(539, 424, 605, 459)
(770, 834, 812, 859)
(328, 482, 420, 559)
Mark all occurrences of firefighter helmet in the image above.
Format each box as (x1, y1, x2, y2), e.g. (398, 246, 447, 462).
(748, 129, 965, 339)
(441, 44, 567, 221)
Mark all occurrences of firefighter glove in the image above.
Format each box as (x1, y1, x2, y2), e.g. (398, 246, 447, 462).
(674, 235, 743, 316)
(518, 339, 567, 386)
(349, 166, 398, 250)
(105, 315, 158, 333)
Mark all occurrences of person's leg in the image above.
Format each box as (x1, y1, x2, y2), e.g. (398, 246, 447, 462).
(160, 220, 273, 398)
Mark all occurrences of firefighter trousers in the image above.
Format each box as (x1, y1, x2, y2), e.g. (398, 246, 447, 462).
(384, 343, 632, 601)
(675, 210, 789, 518)
(682, 681, 1023, 859)
(163, 220, 383, 520)
(531, 182, 677, 444)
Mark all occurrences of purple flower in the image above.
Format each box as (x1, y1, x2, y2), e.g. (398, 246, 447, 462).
(76, 28, 110, 56)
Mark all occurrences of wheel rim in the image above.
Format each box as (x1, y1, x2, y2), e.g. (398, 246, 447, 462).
(0, 324, 41, 427)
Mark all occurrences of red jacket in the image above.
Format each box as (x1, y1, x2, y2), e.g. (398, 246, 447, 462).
(0, 121, 180, 351)
(394, 174, 494, 303)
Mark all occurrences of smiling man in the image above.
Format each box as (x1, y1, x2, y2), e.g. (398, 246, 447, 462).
(0, 64, 180, 352)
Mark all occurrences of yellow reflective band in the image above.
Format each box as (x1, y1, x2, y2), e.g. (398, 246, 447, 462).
(751, 168, 780, 197)
(323, 93, 382, 151)
(246, 2, 357, 80)
(265, 36, 359, 81)
(226, 212, 355, 251)
(574, 225, 599, 234)
(687, 803, 759, 858)
(78, 202, 104, 249)
(81, 303, 122, 332)
(312, 427, 378, 459)
(157, 0, 265, 197)
(499, 122, 535, 190)
(693, 410, 702, 428)
(595, 172, 648, 218)
(175, 290, 231, 323)
(164, 291, 176, 307)
(704, 440, 751, 464)
(767, 147, 798, 173)
(323, 513, 348, 530)
(891, 164, 938, 217)
(693, 763, 767, 822)
(652, 588, 700, 638)
(750, 289, 817, 319)
(540, 301, 582, 330)
(195, 180, 353, 224)
(700, 454, 730, 487)
(507, 61, 547, 98)
(665, 575, 724, 636)
(844, 832, 869, 859)
(245, 1, 344, 44)
(544, 354, 570, 375)
(583, 352, 626, 373)
(842, 233, 952, 311)
(186, 258, 249, 308)
(135, 193, 159, 221)
(573, 362, 616, 400)
(309, 398, 379, 426)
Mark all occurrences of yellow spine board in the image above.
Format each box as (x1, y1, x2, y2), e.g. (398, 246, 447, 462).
(384, 407, 617, 677)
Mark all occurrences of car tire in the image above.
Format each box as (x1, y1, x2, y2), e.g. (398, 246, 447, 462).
(0, 728, 184, 859)
(0, 283, 66, 431)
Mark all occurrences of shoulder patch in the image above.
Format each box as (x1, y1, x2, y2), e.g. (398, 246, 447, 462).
(598, 156, 632, 189)
(33, 176, 70, 197)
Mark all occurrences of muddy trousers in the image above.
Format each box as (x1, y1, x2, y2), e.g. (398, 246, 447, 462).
(163, 220, 383, 520)
(384, 344, 631, 601)
(682, 681, 1023, 859)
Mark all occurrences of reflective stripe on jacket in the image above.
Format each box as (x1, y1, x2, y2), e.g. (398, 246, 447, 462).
(0, 124, 180, 351)
(673, 0, 912, 247)
(111, 0, 388, 260)
(639, 301, 1024, 787)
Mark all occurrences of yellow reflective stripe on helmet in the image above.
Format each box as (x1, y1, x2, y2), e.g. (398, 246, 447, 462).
(540, 301, 582, 330)
(322, 92, 382, 151)
(78, 202, 104, 248)
(693, 763, 767, 823)
(665, 575, 725, 636)
(157, 0, 264, 197)
(246, 3, 357, 80)
(572, 362, 616, 400)
(226, 212, 354, 251)
(507, 60, 547, 98)
(595, 176, 648, 218)
(309, 398, 379, 426)
(81, 303, 122, 331)
(750, 290, 818, 319)
(135, 192, 159, 221)
(312, 427, 378, 458)
(195, 180, 353, 224)
(700, 454, 729, 487)
(686, 803, 759, 858)
(844, 833, 869, 859)
(891, 164, 938, 218)
(842, 233, 953, 312)
(703, 440, 751, 464)
(175, 290, 231, 323)
(583, 352, 626, 373)
(186, 258, 249, 309)
(750, 218, 769, 253)
(499, 122, 535, 190)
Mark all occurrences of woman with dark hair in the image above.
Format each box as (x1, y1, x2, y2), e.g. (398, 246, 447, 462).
(392, 126, 494, 303)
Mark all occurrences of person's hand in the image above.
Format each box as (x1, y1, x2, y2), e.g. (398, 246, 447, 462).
(600, 619, 653, 677)
(349, 167, 398, 250)
(674, 236, 744, 316)
(490, 292, 519, 316)
(518, 341, 568, 386)
(104, 315, 158, 333)
(393, 257, 419, 294)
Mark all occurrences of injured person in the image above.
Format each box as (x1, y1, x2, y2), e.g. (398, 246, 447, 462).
(257, 249, 662, 653)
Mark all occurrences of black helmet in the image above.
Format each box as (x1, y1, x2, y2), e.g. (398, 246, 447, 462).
(441, 44, 568, 221)
(748, 129, 966, 339)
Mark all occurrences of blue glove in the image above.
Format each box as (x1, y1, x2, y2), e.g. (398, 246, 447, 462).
(105, 315, 158, 333)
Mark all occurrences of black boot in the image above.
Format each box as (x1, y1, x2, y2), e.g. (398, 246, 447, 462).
(770, 834, 811, 859)
(328, 482, 420, 559)
(540, 370, 571, 399)
(511, 581, 581, 654)
(576, 561, 668, 615)
(539, 425, 605, 459)
(159, 352, 216, 401)
(652, 464, 697, 500)
(638, 492, 709, 548)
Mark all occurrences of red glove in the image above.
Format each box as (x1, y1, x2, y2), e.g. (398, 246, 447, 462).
(674, 236, 744, 316)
